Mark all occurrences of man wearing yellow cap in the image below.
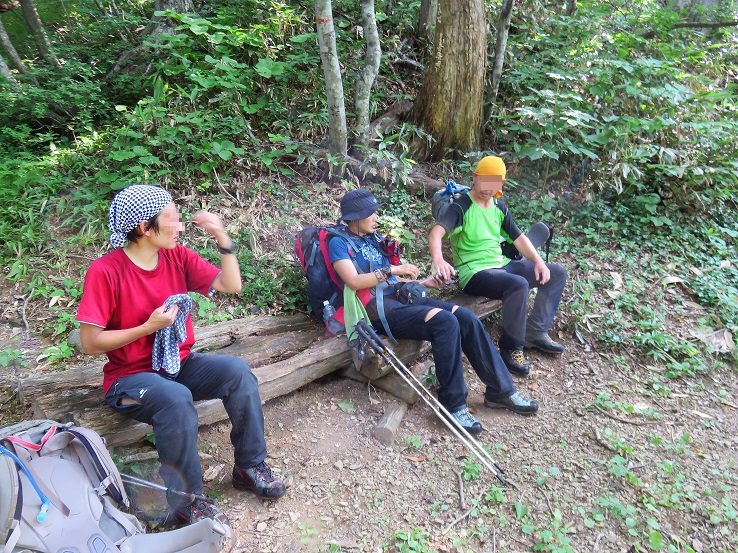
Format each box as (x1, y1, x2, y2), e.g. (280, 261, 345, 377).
(428, 156, 567, 376)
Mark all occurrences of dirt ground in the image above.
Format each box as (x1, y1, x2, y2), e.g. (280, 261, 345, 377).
(2, 298, 738, 552)
(158, 324, 738, 553)
(1, 192, 736, 552)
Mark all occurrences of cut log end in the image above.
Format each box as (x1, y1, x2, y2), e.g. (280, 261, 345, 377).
(373, 401, 409, 446)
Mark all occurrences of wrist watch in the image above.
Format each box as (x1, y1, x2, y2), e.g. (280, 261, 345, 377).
(381, 265, 392, 279)
(216, 241, 237, 255)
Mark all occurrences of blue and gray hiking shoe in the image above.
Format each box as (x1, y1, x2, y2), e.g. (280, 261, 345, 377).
(447, 406, 483, 435)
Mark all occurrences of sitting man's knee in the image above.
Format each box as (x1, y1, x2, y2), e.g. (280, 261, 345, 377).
(549, 262, 568, 282)
(423, 307, 444, 323)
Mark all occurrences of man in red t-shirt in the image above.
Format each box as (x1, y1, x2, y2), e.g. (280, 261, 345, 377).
(76, 185, 285, 528)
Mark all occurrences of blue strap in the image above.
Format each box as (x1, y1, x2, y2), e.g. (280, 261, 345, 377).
(375, 281, 397, 345)
(329, 227, 397, 343)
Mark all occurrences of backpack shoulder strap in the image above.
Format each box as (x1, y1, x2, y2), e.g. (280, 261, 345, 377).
(42, 428, 127, 506)
(455, 193, 473, 217)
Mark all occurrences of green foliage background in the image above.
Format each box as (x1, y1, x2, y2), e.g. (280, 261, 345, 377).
(0, 0, 735, 338)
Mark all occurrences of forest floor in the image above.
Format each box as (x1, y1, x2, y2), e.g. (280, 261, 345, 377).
(1, 183, 737, 553)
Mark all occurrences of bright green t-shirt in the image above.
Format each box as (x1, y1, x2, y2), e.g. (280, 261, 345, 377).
(443, 196, 521, 288)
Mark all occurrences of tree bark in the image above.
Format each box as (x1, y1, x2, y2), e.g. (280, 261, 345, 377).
(565, 0, 576, 16)
(314, 0, 348, 159)
(417, 0, 438, 45)
(0, 17, 33, 76)
(352, 0, 381, 152)
(18, 0, 60, 68)
(0, 52, 19, 88)
(408, 0, 487, 161)
(143, 0, 196, 39)
(485, 0, 514, 118)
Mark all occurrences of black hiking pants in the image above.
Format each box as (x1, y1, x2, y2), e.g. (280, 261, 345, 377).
(104, 352, 266, 508)
(374, 298, 515, 412)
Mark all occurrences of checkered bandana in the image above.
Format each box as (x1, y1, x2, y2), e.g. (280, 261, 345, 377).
(108, 185, 173, 247)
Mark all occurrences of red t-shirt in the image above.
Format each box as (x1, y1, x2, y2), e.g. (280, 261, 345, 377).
(75, 246, 221, 393)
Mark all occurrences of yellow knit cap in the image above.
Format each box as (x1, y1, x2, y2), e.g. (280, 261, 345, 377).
(474, 156, 506, 178)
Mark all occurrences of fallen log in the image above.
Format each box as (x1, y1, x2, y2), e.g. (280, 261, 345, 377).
(18, 295, 500, 447)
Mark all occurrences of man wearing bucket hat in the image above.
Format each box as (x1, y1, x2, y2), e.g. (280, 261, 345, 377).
(429, 156, 568, 376)
(329, 189, 539, 437)
(76, 185, 286, 528)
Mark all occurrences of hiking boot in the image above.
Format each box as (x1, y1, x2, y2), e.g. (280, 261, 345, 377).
(484, 392, 539, 415)
(233, 461, 286, 499)
(499, 348, 530, 376)
(174, 498, 229, 526)
(445, 406, 483, 436)
(524, 333, 564, 354)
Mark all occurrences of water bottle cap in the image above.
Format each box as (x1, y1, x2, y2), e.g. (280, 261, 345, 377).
(323, 300, 330, 306)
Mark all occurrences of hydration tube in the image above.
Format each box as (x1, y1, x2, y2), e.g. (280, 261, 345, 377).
(0, 445, 52, 522)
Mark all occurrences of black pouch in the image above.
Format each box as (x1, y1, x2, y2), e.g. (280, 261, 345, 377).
(395, 281, 428, 305)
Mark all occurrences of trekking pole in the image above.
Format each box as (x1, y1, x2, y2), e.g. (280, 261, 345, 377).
(120, 473, 216, 504)
(355, 321, 508, 484)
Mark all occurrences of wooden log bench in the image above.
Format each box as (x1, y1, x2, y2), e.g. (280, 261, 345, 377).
(17, 295, 501, 448)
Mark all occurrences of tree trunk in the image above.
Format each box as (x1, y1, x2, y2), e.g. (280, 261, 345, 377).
(565, 0, 576, 16)
(408, 0, 487, 161)
(106, 0, 195, 79)
(485, 0, 514, 119)
(143, 0, 196, 39)
(18, 0, 59, 68)
(417, 0, 438, 45)
(315, 0, 348, 159)
(0, 17, 33, 76)
(0, 52, 19, 88)
(352, 0, 381, 153)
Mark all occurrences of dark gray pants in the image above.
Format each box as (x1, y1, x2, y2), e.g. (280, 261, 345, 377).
(464, 259, 567, 351)
(104, 352, 266, 508)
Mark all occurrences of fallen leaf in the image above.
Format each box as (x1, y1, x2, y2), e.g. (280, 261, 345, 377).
(405, 454, 425, 463)
(719, 260, 731, 269)
(202, 463, 224, 482)
(606, 290, 620, 299)
(661, 275, 685, 286)
(689, 328, 735, 353)
(337, 400, 355, 413)
(610, 272, 623, 289)
(689, 266, 703, 276)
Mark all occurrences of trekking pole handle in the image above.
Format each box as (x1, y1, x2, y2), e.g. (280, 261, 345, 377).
(357, 320, 388, 352)
(355, 322, 385, 355)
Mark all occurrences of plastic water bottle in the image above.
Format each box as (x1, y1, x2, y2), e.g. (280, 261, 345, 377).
(322, 300, 344, 336)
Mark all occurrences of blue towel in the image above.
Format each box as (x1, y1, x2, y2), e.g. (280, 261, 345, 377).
(152, 294, 193, 376)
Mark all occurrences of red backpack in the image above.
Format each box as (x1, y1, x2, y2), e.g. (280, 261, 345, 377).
(294, 225, 401, 335)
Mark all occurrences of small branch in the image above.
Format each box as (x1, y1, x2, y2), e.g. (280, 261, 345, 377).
(21, 288, 33, 337)
(442, 491, 483, 535)
(451, 468, 466, 510)
(588, 425, 618, 453)
(640, 19, 738, 39)
(536, 485, 554, 516)
(593, 405, 661, 426)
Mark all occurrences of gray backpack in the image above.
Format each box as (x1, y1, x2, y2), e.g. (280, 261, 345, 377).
(1, 420, 229, 553)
